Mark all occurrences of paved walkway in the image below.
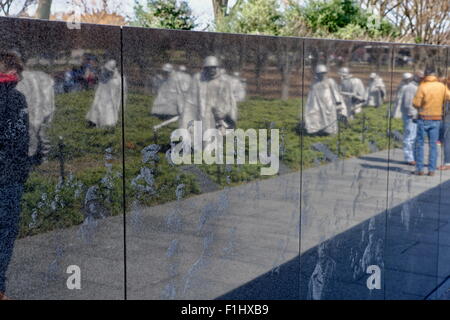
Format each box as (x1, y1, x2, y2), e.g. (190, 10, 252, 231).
(6, 148, 450, 300)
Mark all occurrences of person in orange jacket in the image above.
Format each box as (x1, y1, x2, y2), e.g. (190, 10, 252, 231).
(413, 66, 450, 176)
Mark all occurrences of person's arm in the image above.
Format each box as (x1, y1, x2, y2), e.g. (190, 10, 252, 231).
(413, 84, 424, 109)
(14, 93, 31, 164)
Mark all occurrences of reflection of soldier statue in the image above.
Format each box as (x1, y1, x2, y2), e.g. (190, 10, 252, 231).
(307, 242, 336, 300)
(177, 65, 191, 93)
(150, 73, 164, 95)
(338, 67, 366, 118)
(152, 63, 190, 118)
(365, 73, 386, 108)
(180, 56, 237, 137)
(230, 72, 246, 103)
(304, 65, 347, 135)
(86, 59, 123, 128)
(17, 70, 55, 160)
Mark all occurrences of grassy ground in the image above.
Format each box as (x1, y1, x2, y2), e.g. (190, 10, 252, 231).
(19, 90, 402, 237)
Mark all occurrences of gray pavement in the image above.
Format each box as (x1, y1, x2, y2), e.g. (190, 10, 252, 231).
(6, 147, 450, 300)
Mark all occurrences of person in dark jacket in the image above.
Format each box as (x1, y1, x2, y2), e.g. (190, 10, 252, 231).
(0, 51, 30, 300)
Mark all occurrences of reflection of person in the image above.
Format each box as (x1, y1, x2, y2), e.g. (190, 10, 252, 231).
(439, 76, 450, 171)
(0, 52, 31, 300)
(394, 73, 419, 165)
(86, 60, 123, 128)
(76, 54, 98, 90)
(365, 73, 386, 108)
(304, 64, 347, 135)
(180, 56, 237, 138)
(17, 70, 55, 162)
(338, 67, 365, 118)
(413, 66, 450, 176)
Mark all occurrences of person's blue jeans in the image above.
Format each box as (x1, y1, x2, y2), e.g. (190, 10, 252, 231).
(415, 119, 442, 173)
(442, 121, 450, 165)
(403, 116, 417, 163)
(0, 183, 23, 293)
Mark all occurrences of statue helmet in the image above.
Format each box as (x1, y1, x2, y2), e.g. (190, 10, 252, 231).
(402, 72, 413, 81)
(369, 73, 377, 79)
(104, 59, 117, 71)
(315, 64, 328, 74)
(338, 67, 350, 76)
(162, 63, 173, 72)
(179, 65, 187, 72)
(203, 56, 220, 68)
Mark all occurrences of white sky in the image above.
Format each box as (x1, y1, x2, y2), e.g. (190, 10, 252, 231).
(8, 0, 238, 30)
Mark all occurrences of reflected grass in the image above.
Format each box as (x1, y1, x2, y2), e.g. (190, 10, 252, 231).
(19, 90, 403, 237)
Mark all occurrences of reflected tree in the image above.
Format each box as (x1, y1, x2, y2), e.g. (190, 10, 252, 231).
(0, 0, 36, 16)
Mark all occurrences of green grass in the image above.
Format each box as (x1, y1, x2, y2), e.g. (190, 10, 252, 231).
(19, 90, 402, 237)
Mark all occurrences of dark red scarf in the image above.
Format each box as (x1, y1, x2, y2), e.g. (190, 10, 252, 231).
(0, 72, 19, 83)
